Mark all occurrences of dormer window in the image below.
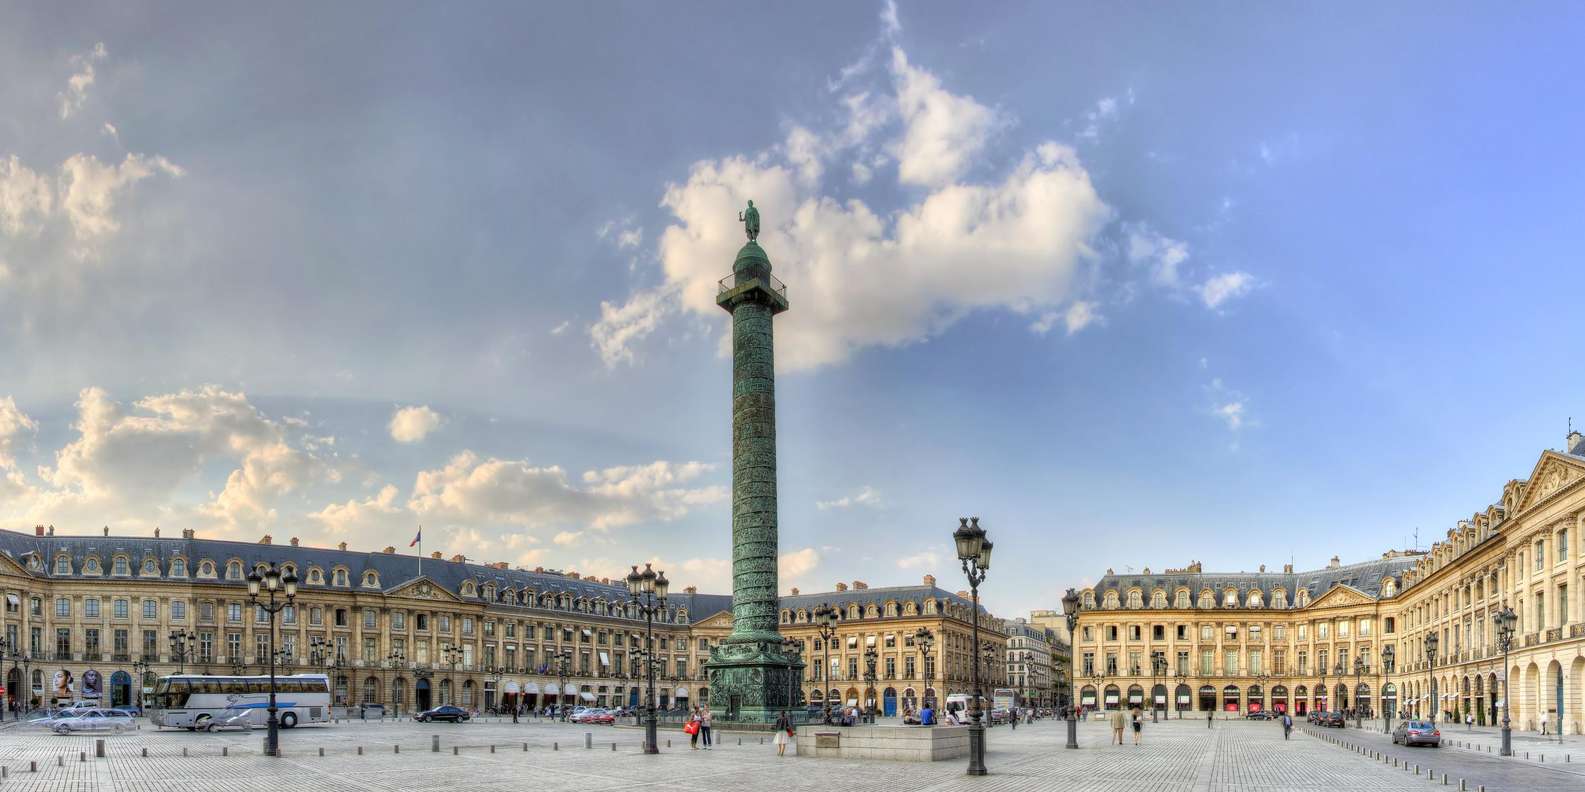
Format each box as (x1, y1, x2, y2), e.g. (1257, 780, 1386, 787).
(54, 555, 72, 575)
(461, 581, 476, 597)
(1175, 590, 1190, 608)
(1247, 590, 1264, 608)
(1222, 589, 1239, 608)
(196, 559, 214, 577)
(1273, 591, 1288, 609)
(27, 555, 42, 571)
(226, 561, 243, 580)
(1150, 590, 1167, 608)
(362, 571, 379, 588)
(1103, 591, 1119, 609)
(141, 557, 159, 576)
(1127, 590, 1143, 608)
(83, 557, 102, 575)
(332, 568, 349, 587)
(307, 567, 324, 584)
(112, 556, 130, 576)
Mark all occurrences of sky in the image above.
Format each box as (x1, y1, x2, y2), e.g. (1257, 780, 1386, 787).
(2, 2, 1585, 619)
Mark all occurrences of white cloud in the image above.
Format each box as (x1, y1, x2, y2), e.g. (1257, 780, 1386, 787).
(0, 156, 54, 236)
(407, 451, 723, 532)
(0, 396, 38, 467)
(388, 405, 443, 444)
(1030, 300, 1100, 336)
(59, 152, 185, 242)
(550, 320, 570, 336)
(1214, 400, 1245, 431)
(1207, 378, 1251, 433)
(816, 485, 883, 511)
(58, 42, 107, 120)
(1126, 223, 1190, 288)
(591, 284, 675, 367)
(101, 122, 118, 141)
(879, 0, 901, 37)
(890, 47, 996, 187)
(784, 126, 824, 187)
(896, 550, 939, 570)
(553, 530, 584, 546)
(1198, 271, 1254, 309)
(779, 546, 821, 590)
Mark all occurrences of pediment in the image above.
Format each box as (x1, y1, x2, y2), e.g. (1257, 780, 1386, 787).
(1513, 451, 1585, 515)
(385, 576, 463, 603)
(1305, 584, 1373, 609)
(0, 551, 35, 578)
(694, 610, 734, 629)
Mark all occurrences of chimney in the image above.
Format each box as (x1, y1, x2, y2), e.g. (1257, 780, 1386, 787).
(289, 537, 300, 547)
(567, 571, 580, 580)
(686, 585, 698, 594)
(430, 551, 442, 559)
(534, 566, 544, 573)
(103, 526, 109, 536)
(450, 554, 465, 563)
(1328, 555, 1341, 569)
(34, 525, 44, 537)
(335, 541, 346, 551)
(181, 528, 195, 539)
(1283, 563, 1293, 574)
(1258, 564, 1266, 573)
(1570, 429, 1585, 455)
(259, 535, 272, 545)
(383, 546, 396, 554)
(922, 574, 936, 587)
(47, 525, 55, 536)
(835, 582, 848, 592)
(852, 580, 868, 590)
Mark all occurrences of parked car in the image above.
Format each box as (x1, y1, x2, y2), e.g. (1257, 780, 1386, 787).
(47, 709, 136, 734)
(1319, 711, 1345, 727)
(570, 708, 607, 724)
(416, 705, 471, 723)
(1245, 710, 1275, 720)
(1391, 720, 1441, 747)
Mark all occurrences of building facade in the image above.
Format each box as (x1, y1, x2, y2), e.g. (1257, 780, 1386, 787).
(0, 528, 1003, 717)
(1003, 617, 1056, 708)
(1073, 434, 1585, 735)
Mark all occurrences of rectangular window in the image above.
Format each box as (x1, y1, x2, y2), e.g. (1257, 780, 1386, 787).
(391, 611, 404, 630)
(1273, 624, 1285, 640)
(56, 628, 71, 659)
(1560, 584, 1569, 624)
(1106, 625, 1118, 641)
(1223, 650, 1237, 675)
(85, 598, 100, 618)
(113, 599, 128, 619)
(1249, 624, 1262, 641)
(462, 617, 474, 636)
(1177, 625, 1189, 640)
(1384, 617, 1396, 634)
(171, 600, 187, 621)
(1318, 623, 1328, 639)
(1199, 650, 1213, 675)
(1297, 623, 1308, 640)
(1358, 618, 1372, 636)
(1176, 650, 1189, 676)
(1273, 649, 1285, 675)
(143, 630, 158, 658)
(1248, 650, 1262, 675)
(363, 610, 377, 629)
(227, 633, 242, 661)
(1105, 653, 1118, 675)
(85, 628, 100, 657)
(1130, 625, 1141, 641)
(1152, 624, 1165, 640)
(1537, 540, 1545, 570)
(1200, 624, 1213, 641)
(198, 631, 214, 663)
(438, 615, 450, 633)
(1560, 529, 1570, 560)
(228, 602, 242, 623)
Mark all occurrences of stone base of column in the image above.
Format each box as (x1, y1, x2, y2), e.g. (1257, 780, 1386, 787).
(705, 640, 804, 725)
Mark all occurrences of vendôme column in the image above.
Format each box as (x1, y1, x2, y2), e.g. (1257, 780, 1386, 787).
(706, 200, 803, 724)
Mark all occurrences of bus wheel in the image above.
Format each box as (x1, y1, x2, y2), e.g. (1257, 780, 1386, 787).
(194, 715, 211, 731)
(280, 712, 297, 729)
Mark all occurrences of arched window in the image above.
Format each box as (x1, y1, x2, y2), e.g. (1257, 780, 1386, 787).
(1272, 590, 1287, 609)
(1247, 590, 1264, 608)
(226, 560, 243, 580)
(170, 557, 188, 576)
(1381, 578, 1397, 597)
(1103, 591, 1120, 609)
(307, 567, 324, 584)
(1150, 590, 1168, 609)
(112, 556, 130, 576)
(332, 568, 349, 587)
(461, 581, 476, 597)
(1174, 590, 1190, 609)
(1222, 589, 1239, 608)
(1127, 590, 1143, 609)
(1198, 590, 1214, 609)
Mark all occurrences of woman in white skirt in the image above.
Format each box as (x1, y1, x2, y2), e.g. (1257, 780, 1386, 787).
(774, 710, 794, 756)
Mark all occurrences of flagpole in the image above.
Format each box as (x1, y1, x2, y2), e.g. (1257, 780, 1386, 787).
(417, 525, 422, 579)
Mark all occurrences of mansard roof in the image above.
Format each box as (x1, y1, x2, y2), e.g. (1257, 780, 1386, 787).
(1087, 554, 1417, 606)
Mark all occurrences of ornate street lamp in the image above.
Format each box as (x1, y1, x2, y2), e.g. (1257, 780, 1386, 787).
(1150, 654, 1167, 723)
(246, 563, 298, 758)
(1424, 633, 1439, 726)
(132, 656, 150, 713)
(1381, 645, 1395, 734)
(169, 629, 195, 674)
(1493, 606, 1516, 756)
(626, 562, 669, 754)
(864, 645, 879, 723)
(555, 649, 572, 721)
(1352, 655, 1368, 728)
(1174, 670, 1187, 720)
(442, 644, 462, 706)
(18, 653, 32, 716)
(913, 626, 935, 713)
(781, 636, 803, 718)
(814, 605, 839, 724)
(386, 649, 404, 716)
(1061, 588, 1081, 748)
(952, 516, 992, 777)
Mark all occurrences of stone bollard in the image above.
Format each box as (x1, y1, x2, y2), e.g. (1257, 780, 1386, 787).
(522, 743, 527, 751)
(319, 747, 324, 757)
(141, 748, 148, 757)
(1460, 779, 1467, 790)
(585, 733, 592, 750)
(357, 747, 363, 755)
(96, 738, 106, 758)
(30, 761, 37, 773)
(554, 742, 559, 751)
(490, 745, 496, 753)
(183, 748, 188, 757)
(395, 745, 401, 753)
(433, 735, 440, 752)
(222, 747, 228, 757)
(667, 739, 671, 748)
(453, 746, 458, 755)
(1, 767, 6, 779)
(738, 737, 743, 746)
(79, 752, 86, 763)
(58, 756, 64, 767)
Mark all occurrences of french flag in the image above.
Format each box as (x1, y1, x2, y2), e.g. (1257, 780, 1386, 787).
(409, 527, 421, 548)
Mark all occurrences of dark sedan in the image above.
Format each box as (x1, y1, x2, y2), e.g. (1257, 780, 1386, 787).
(1319, 711, 1345, 727)
(416, 705, 471, 723)
(1391, 720, 1441, 747)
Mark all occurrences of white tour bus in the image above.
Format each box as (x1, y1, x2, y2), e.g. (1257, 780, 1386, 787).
(148, 674, 331, 731)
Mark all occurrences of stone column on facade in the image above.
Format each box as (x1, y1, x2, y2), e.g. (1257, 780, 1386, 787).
(705, 207, 803, 724)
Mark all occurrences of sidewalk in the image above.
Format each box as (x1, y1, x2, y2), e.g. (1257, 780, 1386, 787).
(1339, 718, 1583, 770)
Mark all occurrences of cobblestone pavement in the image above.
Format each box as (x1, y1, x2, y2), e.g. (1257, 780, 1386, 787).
(0, 716, 1580, 791)
(1299, 722, 1585, 792)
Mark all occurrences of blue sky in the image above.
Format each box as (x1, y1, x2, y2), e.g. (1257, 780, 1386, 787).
(2, 2, 1584, 618)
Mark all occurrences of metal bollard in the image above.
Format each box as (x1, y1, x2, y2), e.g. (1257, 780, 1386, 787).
(395, 745, 400, 753)
(357, 747, 363, 755)
(30, 761, 37, 773)
(453, 746, 458, 755)
(141, 748, 148, 758)
(222, 747, 228, 757)
(668, 739, 672, 748)
(523, 743, 527, 751)
(182, 748, 188, 757)
(79, 752, 86, 763)
(585, 733, 592, 749)
(96, 738, 106, 758)
(58, 756, 64, 767)
(611, 743, 616, 751)
(490, 745, 496, 753)
(554, 742, 559, 751)
(433, 735, 440, 752)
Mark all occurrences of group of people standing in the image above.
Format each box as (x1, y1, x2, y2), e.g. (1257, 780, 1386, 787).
(685, 704, 714, 749)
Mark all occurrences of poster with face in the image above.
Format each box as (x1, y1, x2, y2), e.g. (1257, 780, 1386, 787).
(54, 669, 74, 699)
(82, 669, 102, 699)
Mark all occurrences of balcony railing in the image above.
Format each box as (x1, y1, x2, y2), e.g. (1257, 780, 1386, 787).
(717, 272, 788, 301)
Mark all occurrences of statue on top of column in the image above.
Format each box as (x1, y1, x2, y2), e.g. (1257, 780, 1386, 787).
(738, 200, 760, 242)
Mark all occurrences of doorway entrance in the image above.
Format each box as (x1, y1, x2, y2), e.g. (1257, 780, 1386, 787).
(415, 678, 432, 711)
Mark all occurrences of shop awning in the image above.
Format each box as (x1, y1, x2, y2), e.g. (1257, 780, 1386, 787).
(582, 628, 592, 637)
(675, 686, 689, 697)
(579, 692, 596, 702)
(599, 651, 609, 666)
(523, 682, 540, 694)
(544, 683, 560, 695)
(503, 681, 520, 694)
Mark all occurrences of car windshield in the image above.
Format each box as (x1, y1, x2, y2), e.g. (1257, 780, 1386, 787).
(1406, 721, 1434, 729)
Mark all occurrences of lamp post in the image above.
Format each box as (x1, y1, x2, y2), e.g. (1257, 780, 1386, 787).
(386, 649, 404, 716)
(781, 637, 803, 718)
(1352, 655, 1368, 729)
(864, 645, 879, 723)
(952, 516, 992, 777)
(556, 649, 572, 721)
(169, 630, 195, 674)
(1493, 606, 1516, 756)
(442, 644, 462, 707)
(1424, 633, 1439, 726)
(1175, 671, 1187, 720)
(132, 657, 149, 713)
(19, 653, 32, 715)
(1150, 654, 1167, 723)
(246, 563, 298, 758)
(1061, 588, 1080, 747)
(0, 636, 8, 722)
(626, 562, 669, 755)
(814, 605, 839, 724)
(1318, 660, 1328, 717)
(913, 626, 935, 714)
(1381, 645, 1395, 734)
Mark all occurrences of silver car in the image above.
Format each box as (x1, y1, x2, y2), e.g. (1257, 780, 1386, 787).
(1391, 720, 1441, 747)
(49, 708, 136, 734)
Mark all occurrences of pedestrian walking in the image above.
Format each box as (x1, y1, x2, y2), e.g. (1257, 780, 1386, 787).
(1466, 712, 1473, 731)
(1281, 711, 1293, 740)
(774, 710, 793, 757)
(1110, 707, 1125, 745)
(1130, 706, 1143, 745)
(701, 704, 714, 748)
(1540, 712, 1549, 736)
(1207, 709, 1214, 729)
(688, 706, 701, 749)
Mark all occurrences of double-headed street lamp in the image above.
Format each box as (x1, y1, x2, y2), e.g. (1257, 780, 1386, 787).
(864, 645, 879, 723)
(1424, 633, 1439, 725)
(169, 629, 195, 674)
(246, 563, 298, 758)
(16, 653, 33, 715)
(1061, 589, 1081, 748)
(1175, 670, 1187, 720)
(555, 649, 573, 720)
(1493, 606, 1516, 756)
(441, 644, 462, 706)
(913, 627, 935, 712)
(814, 605, 839, 724)
(781, 636, 803, 716)
(1381, 645, 1395, 733)
(1150, 654, 1168, 722)
(1352, 655, 1368, 728)
(952, 516, 993, 777)
(386, 649, 404, 715)
(626, 562, 669, 755)
(132, 656, 150, 713)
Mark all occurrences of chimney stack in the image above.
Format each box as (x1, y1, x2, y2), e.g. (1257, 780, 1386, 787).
(181, 528, 195, 539)
(958, 590, 971, 599)
(1328, 555, 1341, 569)
(289, 537, 300, 547)
(1258, 564, 1266, 573)
(923, 574, 936, 587)
(154, 527, 160, 538)
(852, 580, 868, 590)
(835, 582, 848, 592)
(790, 587, 799, 595)
(686, 585, 698, 594)
(1283, 563, 1293, 573)
(450, 554, 465, 563)
(336, 541, 346, 551)
(431, 551, 442, 559)
(103, 526, 109, 536)
(34, 525, 44, 537)
(383, 546, 396, 554)
(47, 525, 54, 536)
(259, 535, 272, 545)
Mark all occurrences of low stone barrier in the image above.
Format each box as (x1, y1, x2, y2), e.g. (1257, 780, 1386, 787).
(793, 724, 968, 762)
